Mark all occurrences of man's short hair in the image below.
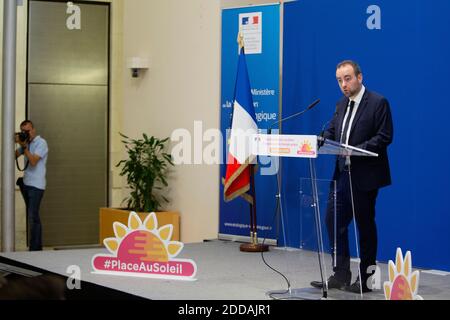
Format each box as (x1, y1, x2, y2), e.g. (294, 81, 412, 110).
(337, 60, 362, 76)
(20, 120, 34, 128)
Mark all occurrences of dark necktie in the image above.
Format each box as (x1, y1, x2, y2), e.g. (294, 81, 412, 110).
(338, 100, 355, 171)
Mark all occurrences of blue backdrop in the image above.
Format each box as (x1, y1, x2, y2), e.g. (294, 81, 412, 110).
(282, 0, 450, 271)
(219, 5, 280, 241)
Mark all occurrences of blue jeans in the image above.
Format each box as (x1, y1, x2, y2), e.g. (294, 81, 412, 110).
(22, 185, 44, 251)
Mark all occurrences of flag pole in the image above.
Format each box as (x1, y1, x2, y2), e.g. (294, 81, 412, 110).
(240, 164, 269, 252)
(248, 167, 255, 241)
(228, 31, 268, 252)
(250, 165, 257, 243)
(239, 33, 268, 253)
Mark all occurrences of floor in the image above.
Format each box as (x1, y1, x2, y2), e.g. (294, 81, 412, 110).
(1, 240, 449, 300)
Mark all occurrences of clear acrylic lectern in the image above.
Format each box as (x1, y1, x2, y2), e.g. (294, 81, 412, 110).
(251, 135, 378, 300)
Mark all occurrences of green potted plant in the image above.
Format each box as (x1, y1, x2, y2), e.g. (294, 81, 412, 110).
(99, 133, 179, 243)
(116, 133, 174, 212)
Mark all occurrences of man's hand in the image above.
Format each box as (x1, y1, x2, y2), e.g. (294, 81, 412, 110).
(15, 133, 28, 148)
(18, 142, 41, 167)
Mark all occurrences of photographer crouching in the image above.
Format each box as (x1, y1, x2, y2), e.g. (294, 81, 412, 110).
(15, 120, 48, 251)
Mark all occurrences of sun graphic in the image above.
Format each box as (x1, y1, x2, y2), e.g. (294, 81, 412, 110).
(301, 141, 313, 152)
(103, 212, 184, 263)
(384, 248, 423, 300)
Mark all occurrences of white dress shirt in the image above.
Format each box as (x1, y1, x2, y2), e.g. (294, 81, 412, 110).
(340, 85, 365, 165)
(340, 85, 366, 145)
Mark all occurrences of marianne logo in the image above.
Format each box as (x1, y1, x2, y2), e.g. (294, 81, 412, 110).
(297, 141, 316, 156)
(92, 212, 197, 281)
(384, 248, 422, 300)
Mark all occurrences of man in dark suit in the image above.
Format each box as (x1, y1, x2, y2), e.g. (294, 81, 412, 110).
(311, 60, 393, 293)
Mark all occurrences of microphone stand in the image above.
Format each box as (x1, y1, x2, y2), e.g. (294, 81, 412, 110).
(267, 98, 321, 248)
(268, 99, 320, 134)
(244, 99, 320, 253)
(265, 99, 332, 300)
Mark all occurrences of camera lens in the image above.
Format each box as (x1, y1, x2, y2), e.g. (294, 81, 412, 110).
(18, 131, 29, 142)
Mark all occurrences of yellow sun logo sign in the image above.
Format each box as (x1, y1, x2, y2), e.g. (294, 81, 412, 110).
(297, 140, 316, 156)
(384, 248, 422, 300)
(92, 212, 197, 280)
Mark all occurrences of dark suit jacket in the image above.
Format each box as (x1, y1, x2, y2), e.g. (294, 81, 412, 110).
(323, 89, 394, 191)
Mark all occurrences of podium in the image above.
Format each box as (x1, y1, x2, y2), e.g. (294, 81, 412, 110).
(252, 134, 378, 300)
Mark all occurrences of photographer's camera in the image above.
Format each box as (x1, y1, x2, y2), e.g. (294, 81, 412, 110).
(16, 131, 30, 143)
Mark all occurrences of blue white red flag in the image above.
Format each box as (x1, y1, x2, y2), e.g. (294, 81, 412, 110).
(223, 47, 258, 203)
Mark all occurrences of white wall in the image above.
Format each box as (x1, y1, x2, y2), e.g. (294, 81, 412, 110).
(122, 0, 222, 243)
(121, 0, 282, 243)
(221, 0, 283, 8)
(0, 0, 280, 249)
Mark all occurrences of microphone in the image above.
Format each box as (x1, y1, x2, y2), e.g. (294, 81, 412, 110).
(268, 99, 320, 134)
(317, 121, 330, 148)
(318, 110, 338, 147)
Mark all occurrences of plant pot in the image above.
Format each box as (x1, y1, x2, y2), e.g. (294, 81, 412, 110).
(99, 207, 180, 244)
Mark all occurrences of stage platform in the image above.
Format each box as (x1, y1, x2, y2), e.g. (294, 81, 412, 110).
(1, 240, 449, 300)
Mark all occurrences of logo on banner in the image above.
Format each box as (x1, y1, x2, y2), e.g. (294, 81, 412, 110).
(384, 248, 422, 300)
(238, 12, 262, 54)
(297, 141, 316, 156)
(92, 212, 197, 280)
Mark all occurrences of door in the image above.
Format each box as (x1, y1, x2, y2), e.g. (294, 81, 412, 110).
(27, 0, 109, 246)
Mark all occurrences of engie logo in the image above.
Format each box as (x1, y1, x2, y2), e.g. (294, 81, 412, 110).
(92, 212, 197, 281)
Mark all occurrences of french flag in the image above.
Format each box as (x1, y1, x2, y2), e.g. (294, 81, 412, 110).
(224, 47, 258, 203)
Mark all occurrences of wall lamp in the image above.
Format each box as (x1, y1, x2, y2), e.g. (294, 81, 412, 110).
(127, 57, 149, 78)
